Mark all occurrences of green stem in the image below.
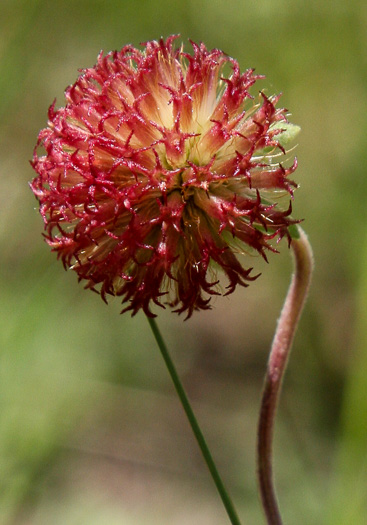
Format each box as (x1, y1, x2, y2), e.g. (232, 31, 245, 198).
(147, 316, 242, 525)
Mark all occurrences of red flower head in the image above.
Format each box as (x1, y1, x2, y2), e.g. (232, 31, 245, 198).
(30, 36, 299, 318)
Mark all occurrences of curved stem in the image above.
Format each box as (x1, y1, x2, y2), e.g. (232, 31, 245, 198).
(148, 316, 242, 525)
(257, 226, 314, 524)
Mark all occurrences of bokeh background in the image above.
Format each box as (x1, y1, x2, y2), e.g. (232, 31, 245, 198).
(1, 0, 366, 523)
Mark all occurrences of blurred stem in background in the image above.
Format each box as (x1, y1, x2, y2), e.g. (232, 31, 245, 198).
(325, 231, 367, 525)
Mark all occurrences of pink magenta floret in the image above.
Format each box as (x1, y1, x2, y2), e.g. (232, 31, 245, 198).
(30, 36, 299, 318)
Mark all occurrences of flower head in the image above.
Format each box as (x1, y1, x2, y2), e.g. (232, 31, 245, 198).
(30, 36, 299, 318)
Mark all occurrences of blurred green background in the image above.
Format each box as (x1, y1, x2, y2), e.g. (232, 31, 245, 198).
(1, 0, 366, 523)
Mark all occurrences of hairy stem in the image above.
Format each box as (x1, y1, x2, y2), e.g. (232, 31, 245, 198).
(148, 316, 242, 525)
(257, 226, 314, 524)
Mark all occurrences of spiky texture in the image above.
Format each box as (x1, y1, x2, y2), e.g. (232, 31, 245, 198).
(30, 36, 299, 317)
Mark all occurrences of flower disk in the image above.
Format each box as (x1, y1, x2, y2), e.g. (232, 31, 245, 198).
(31, 36, 299, 318)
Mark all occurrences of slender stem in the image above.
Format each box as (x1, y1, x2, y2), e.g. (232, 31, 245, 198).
(257, 226, 314, 525)
(147, 316, 242, 525)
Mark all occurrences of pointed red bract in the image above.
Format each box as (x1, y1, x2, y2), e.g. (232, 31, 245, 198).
(30, 36, 299, 318)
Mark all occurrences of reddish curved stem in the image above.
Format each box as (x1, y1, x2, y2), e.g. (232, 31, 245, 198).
(257, 227, 314, 524)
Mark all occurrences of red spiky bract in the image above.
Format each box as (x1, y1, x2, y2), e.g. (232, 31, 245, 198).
(30, 36, 299, 318)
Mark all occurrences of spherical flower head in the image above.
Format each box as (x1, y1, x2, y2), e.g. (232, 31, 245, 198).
(30, 36, 300, 318)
